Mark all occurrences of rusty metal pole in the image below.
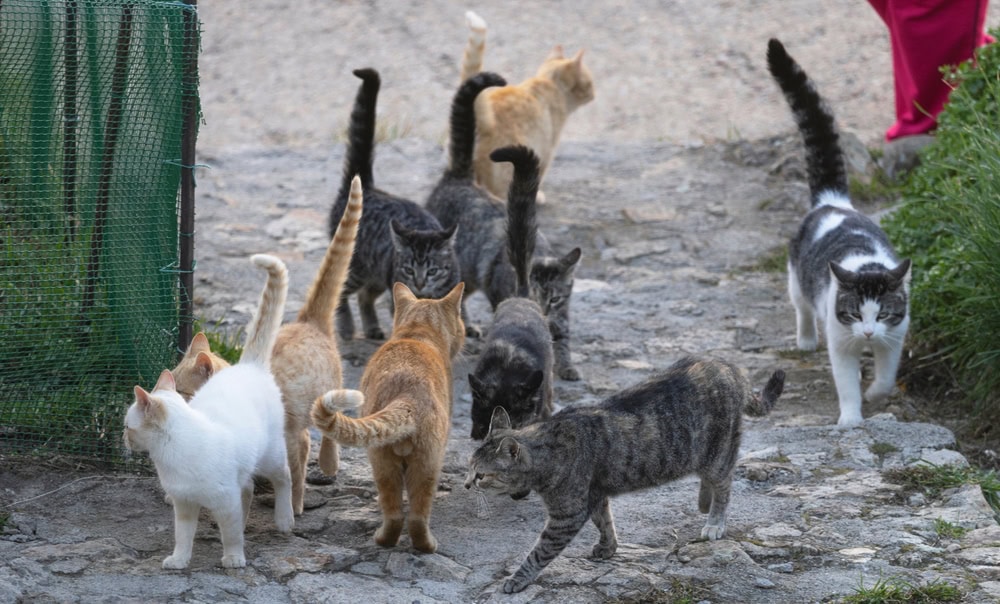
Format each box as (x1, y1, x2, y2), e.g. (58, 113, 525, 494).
(178, 0, 199, 353)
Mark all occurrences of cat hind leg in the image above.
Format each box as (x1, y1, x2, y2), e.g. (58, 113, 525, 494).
(214, 496, 247, 568)
(699, 476, 732, 541)
(589, 497, 618, 559)
(405, 459, 442, 553)
(371, 457, 405, 548)
(789, 270, 818, 351)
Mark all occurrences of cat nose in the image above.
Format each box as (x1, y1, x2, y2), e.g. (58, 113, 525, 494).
(863, 329, 874, 338)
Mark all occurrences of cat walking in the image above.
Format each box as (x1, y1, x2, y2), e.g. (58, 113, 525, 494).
(311, 282, 466, 553)
(466, 357, 785, 593)
(125, 254, 294, 569)
(767, 39, 911, 427)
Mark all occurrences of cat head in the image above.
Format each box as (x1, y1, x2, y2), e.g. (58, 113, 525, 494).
(391, 281, 466, 357)
(536, 47, 595, 110)
(530, 247, 582, 316)
(390, 219, 461, 299)
(170, 332, 230, 400)
(123, 369, 186, 454)
(468, 369, 545, 440)
(829, 259, 911, 340)
(464, 407, 532, 500)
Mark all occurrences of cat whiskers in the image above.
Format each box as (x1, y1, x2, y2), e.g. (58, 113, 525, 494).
(471, 484, 493, 519)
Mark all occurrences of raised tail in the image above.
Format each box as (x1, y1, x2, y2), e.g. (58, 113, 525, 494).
(310, 389, 417, 448)
(744, 369, 786, 417)
(491, 145, 541, 298)
(459, 11, 488, 83)
(330, 68, 379, 236)
(298, 175, 363, 333)
(766, 39, 847, 206)
(447, 71, 507, 180)
(240, 254, 289, 368)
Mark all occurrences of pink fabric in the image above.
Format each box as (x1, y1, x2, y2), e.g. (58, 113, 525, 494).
(868, 0, 994, 140)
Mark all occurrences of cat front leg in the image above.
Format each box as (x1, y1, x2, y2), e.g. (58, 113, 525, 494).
(335, 292, 356, 340)
(162, 499, 200, 570)
(549, 317, 580, 381)
(865, 335, 904, 404)
(213, 497, 247, 568)
(461, 301, 482, 338)
(359, 285, 385, 340)
(828, 339, 864, 427)
(789, 271, 817, 350)
(504, 507, 589, 593)
(589, 497, 618, 559)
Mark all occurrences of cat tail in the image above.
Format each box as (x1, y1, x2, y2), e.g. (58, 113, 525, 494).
(240, 254, 289, 368)
(311, 390, 417, 448)
(744, 369, 786, 417)
(447, 71, 507, 180)
(491, 145, 542, 298)
(330, 68, 379, 236)
(459, 11, 488, 83)
(765, 39, 848, 207)
(298, 175, 363, 333)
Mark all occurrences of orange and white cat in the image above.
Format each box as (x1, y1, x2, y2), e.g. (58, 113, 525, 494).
(125, 254, 293, 569)
(311, 282, 466, 553)
(460, 11, 595, 203)
(170, 175, 365, 515)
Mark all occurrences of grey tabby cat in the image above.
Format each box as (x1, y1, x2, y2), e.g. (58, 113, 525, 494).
(767, 39, 911, 427)
(425, 72, 582, 379)
(329, 68, 461, 340)
(465, 356, 785, 593)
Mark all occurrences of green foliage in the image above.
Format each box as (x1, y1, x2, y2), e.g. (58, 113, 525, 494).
(842, 575, 961, 604)
(192, 319, 244, 365)
(881, 31, 1000, 417)
(883, 463, 1000, 519)
(932, 518, 969, 540)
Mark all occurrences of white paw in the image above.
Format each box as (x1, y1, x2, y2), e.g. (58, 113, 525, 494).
(221, 554, 246, 568)
(865, 383, 893, 403)
(837, 413, 864, 428)
(700, 523, 726, 541)
(162, 554, 190, 570)
(536, 190, 547, 204)
(275, 510, 294, 534)
(797, 336, 818, 351)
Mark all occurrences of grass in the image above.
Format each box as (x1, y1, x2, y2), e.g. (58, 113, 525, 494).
(933, 518, 969, 540)
(610, 579, 714, 604)
(870, 442, 900, 458)
(842, 575, 962, 603)
(882, 462, 1000, 520)
(192, 318, 245, 364)
(749, 245, 789, 273)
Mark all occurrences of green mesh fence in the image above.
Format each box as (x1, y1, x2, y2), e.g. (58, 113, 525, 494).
(0, 0, 199, 463)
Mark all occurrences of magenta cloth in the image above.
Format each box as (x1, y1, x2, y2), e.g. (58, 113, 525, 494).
(868, 0, 994, 140)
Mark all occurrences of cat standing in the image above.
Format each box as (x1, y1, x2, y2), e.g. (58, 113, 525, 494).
(466, 357, 785, 593)
(459, 12, 595, 203)
(125, 254, 294, 569)
(426, 72, 582, 383)
(330, 68, 461, 340)
(311, 281, 466, 553)
(170, 176, 365, 515)
(767, 39, 911, 427)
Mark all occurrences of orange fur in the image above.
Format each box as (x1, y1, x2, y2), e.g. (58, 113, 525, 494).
(311, 282, 466, 553)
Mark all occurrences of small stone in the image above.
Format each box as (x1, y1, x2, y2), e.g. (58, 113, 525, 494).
(767, 562, 794, 574)
(755, 578, 777, 589)
(908, 493, 927, 507)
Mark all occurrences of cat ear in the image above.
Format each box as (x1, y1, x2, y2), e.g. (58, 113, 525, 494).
(153, 369, 176, 393)
(546, 45, 565, 60)
(571, 49, 585, 66)
(393, 281, 417, 308)
(187, 331, 211, 356)
(468, 373, 485, 396)
(443, 223, 459, 247)
(132, 385, 152, 409)
(560, 247, 582, 271)
(888, 259, 912, 289)
(829, 262, 856, 286)
(443, 282, 465, 310)
(489, 406, 512, 433)
(498, 436, 521, 460)
(194, 352, 216, 379)
(389, 219, 406, 251)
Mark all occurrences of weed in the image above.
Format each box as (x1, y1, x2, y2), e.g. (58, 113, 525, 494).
(749, 245, 788, 273)
(842, 574, 962, 603)
(933, 518, 969, 540)
(191, 318, 244, 365)
(883, 463, 1000, 520)
(610, 578, 714, 604)
(870, 442, 900, 458)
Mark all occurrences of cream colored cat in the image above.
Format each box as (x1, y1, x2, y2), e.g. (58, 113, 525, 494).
(311, 282, 466, 553)
(460, 11, 595, 202)
(171, 175, 364, 515)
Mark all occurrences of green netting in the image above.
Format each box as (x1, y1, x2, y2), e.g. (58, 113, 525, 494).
(0, 0, 199, 463)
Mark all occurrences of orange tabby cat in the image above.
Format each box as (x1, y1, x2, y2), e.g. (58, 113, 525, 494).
(171, 175, 364, 515)
(460, 11, 595, 202)
(311, 281, 465, 553)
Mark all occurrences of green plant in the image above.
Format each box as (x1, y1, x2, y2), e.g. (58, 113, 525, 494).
(933, 518, 969, 540)
(191, 318, 244, 365)
(842, 574, 961, 603)
(749, 245, 788, 273)
(870, 442, 900, 458)
(883, 463, 1000, 520)
(610, 579, 713, 604)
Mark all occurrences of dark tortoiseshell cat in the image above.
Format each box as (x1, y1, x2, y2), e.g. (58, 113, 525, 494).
(465, 356, 785, 593)
(329, 68, 461, 340)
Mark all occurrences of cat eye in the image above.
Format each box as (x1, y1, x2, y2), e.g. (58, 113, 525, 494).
(401, 267, 415, 276)
(426, 268, 439, 277)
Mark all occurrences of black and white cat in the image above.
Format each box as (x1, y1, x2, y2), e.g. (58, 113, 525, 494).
(767, 39, 911, 427)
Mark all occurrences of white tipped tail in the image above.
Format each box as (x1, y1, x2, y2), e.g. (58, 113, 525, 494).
(460, 11, 488, 83)
(319, 389, 365, 413)
(240, 254, 289, 367)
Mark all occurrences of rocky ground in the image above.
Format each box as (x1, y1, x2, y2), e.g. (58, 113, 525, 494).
(3, 1, 1000, 602)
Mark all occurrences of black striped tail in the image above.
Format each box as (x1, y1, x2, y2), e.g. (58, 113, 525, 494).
(448, 72, 506, 179)
(491, 146, 541, 298)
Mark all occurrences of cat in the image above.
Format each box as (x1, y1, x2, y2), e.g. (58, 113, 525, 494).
(425, 74, 582, 377)
(330, 68, 461, 340)
(465, 356, 786, 593)
(466, 145, 555, 440)
(125, 254, 294, 569)
(767, 39, 911, 428)
(459, 13, 595, 203)
(311, 281, 466, 554)
(169, 175, 365, 515)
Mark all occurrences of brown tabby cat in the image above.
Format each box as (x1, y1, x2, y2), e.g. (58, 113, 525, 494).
(311, 281, 466, 554)
(460, 11, 595, 202)
(171, 175, 364, 516)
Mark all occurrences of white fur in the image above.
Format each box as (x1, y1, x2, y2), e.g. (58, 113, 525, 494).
(815, 190, 853, 209)
(125, 365, 293, 569)
(788, 261, 818, 351)
(465, 10, 487, 36)
(811, 213, 846, 243)
(320, 388, 365, 413)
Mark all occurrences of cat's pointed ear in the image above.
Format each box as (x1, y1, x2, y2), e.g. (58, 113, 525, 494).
(132, 385, 152, 409)
(194, 352, 216, 379)
(489, 406, 512, 433)
(523, 370, 544, 394)
(560, 247, 582, 272)
(389, 219, 407, 251)
(888, 259, 912, 289)
(187, 332, 211, 357)
(153, 369, 176, 393)
(443, 223, 459, 247)
(571, 48, 585, 66)
(393, 281, 417, 308)
(829, 262, 856, 286)
(498, 436, 521, 460)
(443, 282, 465, 310)
(546, 45, 565, 60)
(468, 373, 485, 396)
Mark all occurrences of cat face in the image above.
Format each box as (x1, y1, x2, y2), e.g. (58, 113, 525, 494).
(390, 220, 461, 299)
(468, 370, 545, 440)
(830, 260, 911, 340)
(529, 248, 581, 316)
(124, 370, 183, 453)
(465, 407, 532, 500)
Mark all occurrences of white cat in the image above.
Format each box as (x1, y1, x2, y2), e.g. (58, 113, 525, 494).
(124, 254, 294, 569)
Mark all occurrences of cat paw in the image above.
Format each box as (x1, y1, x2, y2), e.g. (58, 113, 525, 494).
(364, 326, 385, 340)
(796, 336, 818, 352)
(503, 576, 531, 594)
(220, 553, 246, 568)
(700, 523, 726, 541)
(558, 365, 581, 381)
(465, 324, 482, 338)
(411, 533, 438, 554)
(836, 413, 864, 428)
(591, 541, 617, 559)
(274, 511, 294, 534)
(864, 383, 894, 403)
(161, 554, 190, 570)
(536, 190, 547, 204)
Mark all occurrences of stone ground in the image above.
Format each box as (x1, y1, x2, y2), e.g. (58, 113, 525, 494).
(4, 1, 1000, 602)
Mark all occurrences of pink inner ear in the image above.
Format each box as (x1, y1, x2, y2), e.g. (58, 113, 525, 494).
(133, 386, 151, 410)
(153, 369, 176, 392)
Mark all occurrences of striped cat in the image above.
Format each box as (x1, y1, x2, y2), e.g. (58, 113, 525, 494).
(767, 39, 911, 427)
(466, 357, 785, 593)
